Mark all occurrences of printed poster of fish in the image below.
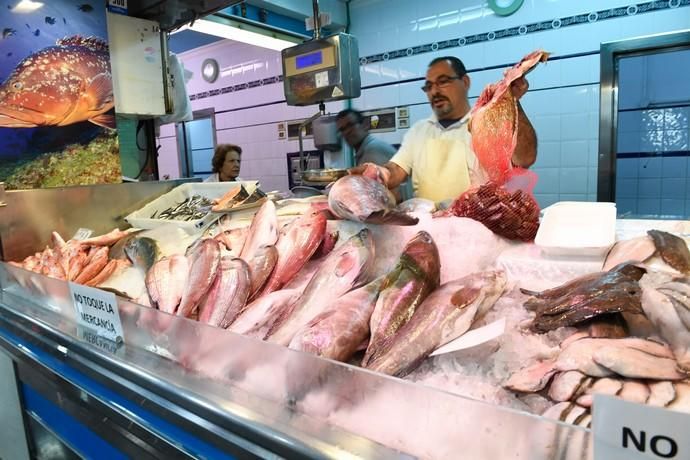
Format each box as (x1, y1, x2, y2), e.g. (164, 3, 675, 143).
(0, 0, 122, 190)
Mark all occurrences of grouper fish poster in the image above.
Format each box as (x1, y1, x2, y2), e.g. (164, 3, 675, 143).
(0, 0, 122, 189)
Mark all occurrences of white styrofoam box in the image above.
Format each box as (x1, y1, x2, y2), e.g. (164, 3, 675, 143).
(126, 181, 258, 231)
(535, 201, 617, 257)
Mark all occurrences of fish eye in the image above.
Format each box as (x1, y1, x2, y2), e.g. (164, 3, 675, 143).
(11, 81, 23, 90)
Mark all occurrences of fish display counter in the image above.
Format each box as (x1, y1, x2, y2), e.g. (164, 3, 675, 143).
(2, 181, 690, 458)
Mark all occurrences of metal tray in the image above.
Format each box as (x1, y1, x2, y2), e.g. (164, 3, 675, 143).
(301, 168, 348, 183)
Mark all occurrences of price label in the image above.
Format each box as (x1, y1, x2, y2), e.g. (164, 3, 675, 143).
(69, 282, 124, 343)
(593, 395, 687, 459)
(314, 71, 329, 88)
(72, 228, 94, 241)
(107, 0, 128, 14)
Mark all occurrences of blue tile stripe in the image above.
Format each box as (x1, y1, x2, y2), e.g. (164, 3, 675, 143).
(618, 150, 690, 158)
(187, 0, 689, 102)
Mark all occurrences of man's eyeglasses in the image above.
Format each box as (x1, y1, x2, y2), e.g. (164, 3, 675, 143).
(421, 75, 462, 93)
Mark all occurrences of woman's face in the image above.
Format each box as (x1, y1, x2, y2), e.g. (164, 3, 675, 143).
(219, 149, 241, 181)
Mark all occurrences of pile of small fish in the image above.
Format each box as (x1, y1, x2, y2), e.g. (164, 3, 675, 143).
(152, 195, 214, 221)
(8, 228, 134, 286)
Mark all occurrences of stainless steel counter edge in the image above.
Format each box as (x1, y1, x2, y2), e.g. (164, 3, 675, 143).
(0, 293, 407, 459)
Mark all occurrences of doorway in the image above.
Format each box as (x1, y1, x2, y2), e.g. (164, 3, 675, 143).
(176, 108, 217, 179)
(599, 30, 690, 218)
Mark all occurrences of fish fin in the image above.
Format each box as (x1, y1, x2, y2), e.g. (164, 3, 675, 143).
(450, 287, 481, 309)
(87, 73, 114, 110)
(89, 113, 116, 129)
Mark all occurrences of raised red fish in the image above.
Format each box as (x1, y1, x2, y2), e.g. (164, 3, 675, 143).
(470, 50, 549, 184)
(246, 245, 278, 300)
(229, 289, 301, 339)
(239, 200, 278, 261)
(0, 36, 114, 128)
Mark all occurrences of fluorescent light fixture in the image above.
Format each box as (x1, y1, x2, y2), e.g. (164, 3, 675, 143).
(174, 19, 297, 51)
(11, 0, 44, 13)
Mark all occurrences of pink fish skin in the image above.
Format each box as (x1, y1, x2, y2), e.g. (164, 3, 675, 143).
(470, 50, 548, 184)
(239, 200, 278, 261)
(229, 289, 302, 338)
(267, 228, 376, 346)
(258, 212, 327, 296)
(79, 228, 131, 246)
(289, 277, 384, 361)
(146, 255, 189, 314)
(362, 231, 441, 366)
(367, 271, 507, 377)
(246, 245, 278, 300)
(329, 175, 418, 226)
(73, 246, 109, 284)
(198, 257, 251, 328)
(177, 239, 221, 317)
(214, 227, 249, 255)
(0, 36, 115, 129)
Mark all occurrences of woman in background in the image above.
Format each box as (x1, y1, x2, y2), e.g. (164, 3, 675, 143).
(205, 144, 242, 182)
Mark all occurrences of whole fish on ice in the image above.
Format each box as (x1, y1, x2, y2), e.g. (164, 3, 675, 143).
(0, 36, 115, 129)
(366, 270, 507, 377)
(362, 231, 441, 366)
(177, 239, 221, 317)
(197, 257, 250, 328)
(267, 228, 376, 345)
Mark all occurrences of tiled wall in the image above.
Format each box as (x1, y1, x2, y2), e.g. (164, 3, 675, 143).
(347, 0, 690, 208)
(616, 48, 690, 218)
(158, 0, 690, 201)
(156, 40, 345, 192)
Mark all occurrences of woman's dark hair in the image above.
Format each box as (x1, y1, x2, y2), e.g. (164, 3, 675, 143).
(211, 144, 242, 173)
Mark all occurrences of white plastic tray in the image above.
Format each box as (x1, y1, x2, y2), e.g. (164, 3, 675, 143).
(535, 201, 616, 257)
(125, 181, 258, 231)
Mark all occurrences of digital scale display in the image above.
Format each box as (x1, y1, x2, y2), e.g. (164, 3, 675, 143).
(295, 50, 323, 69)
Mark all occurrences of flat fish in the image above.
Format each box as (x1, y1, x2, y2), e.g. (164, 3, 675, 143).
(366, 270, 506, 377)
(648, 230, 690, 274)
(469, 50, 549, 184)
(362, 231, 441, 366)
(329, 175, 418, 226)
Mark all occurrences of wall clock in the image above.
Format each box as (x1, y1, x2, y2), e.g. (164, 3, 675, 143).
(201, 58, 219, 83)
(488, 0, 524, 16)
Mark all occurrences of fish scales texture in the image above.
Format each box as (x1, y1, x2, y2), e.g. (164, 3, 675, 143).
(289, 278, 384, 361)
(229, 289, 302, 338)
(267, 228, 376, 346)
(329, 175, 418, 226)
(258, 211, 327, 296)
(362, 231, 441, 366)
(367, 271, 507, 377)
(198, 257, 250, 328)
(246, 245, 278, 300)
(177, 239, 221, 317)
(0, 35, 114, 128)
(470, 50, 549, 184)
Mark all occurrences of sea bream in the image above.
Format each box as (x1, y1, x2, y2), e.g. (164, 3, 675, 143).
(362, 231, 441, 366)
(0, 36, 115, 129)
(177, 239, 221, 317)
(267, 228, 376, 345)
(366, 270, 507, 377)
(197, 257, 250, 328)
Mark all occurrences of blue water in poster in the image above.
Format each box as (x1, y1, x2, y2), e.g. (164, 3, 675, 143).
(0, 0, 121, 189)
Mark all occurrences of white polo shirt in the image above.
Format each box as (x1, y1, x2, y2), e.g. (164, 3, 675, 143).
(390, 113, 488, 203)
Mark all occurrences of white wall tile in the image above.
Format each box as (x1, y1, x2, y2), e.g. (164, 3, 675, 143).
(639, 157, 662, 178)
(559, 167, 588, 194)
(662, 157, 688, 179)
(561, 113, 589, 141)
(561, 140, 589, 167)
